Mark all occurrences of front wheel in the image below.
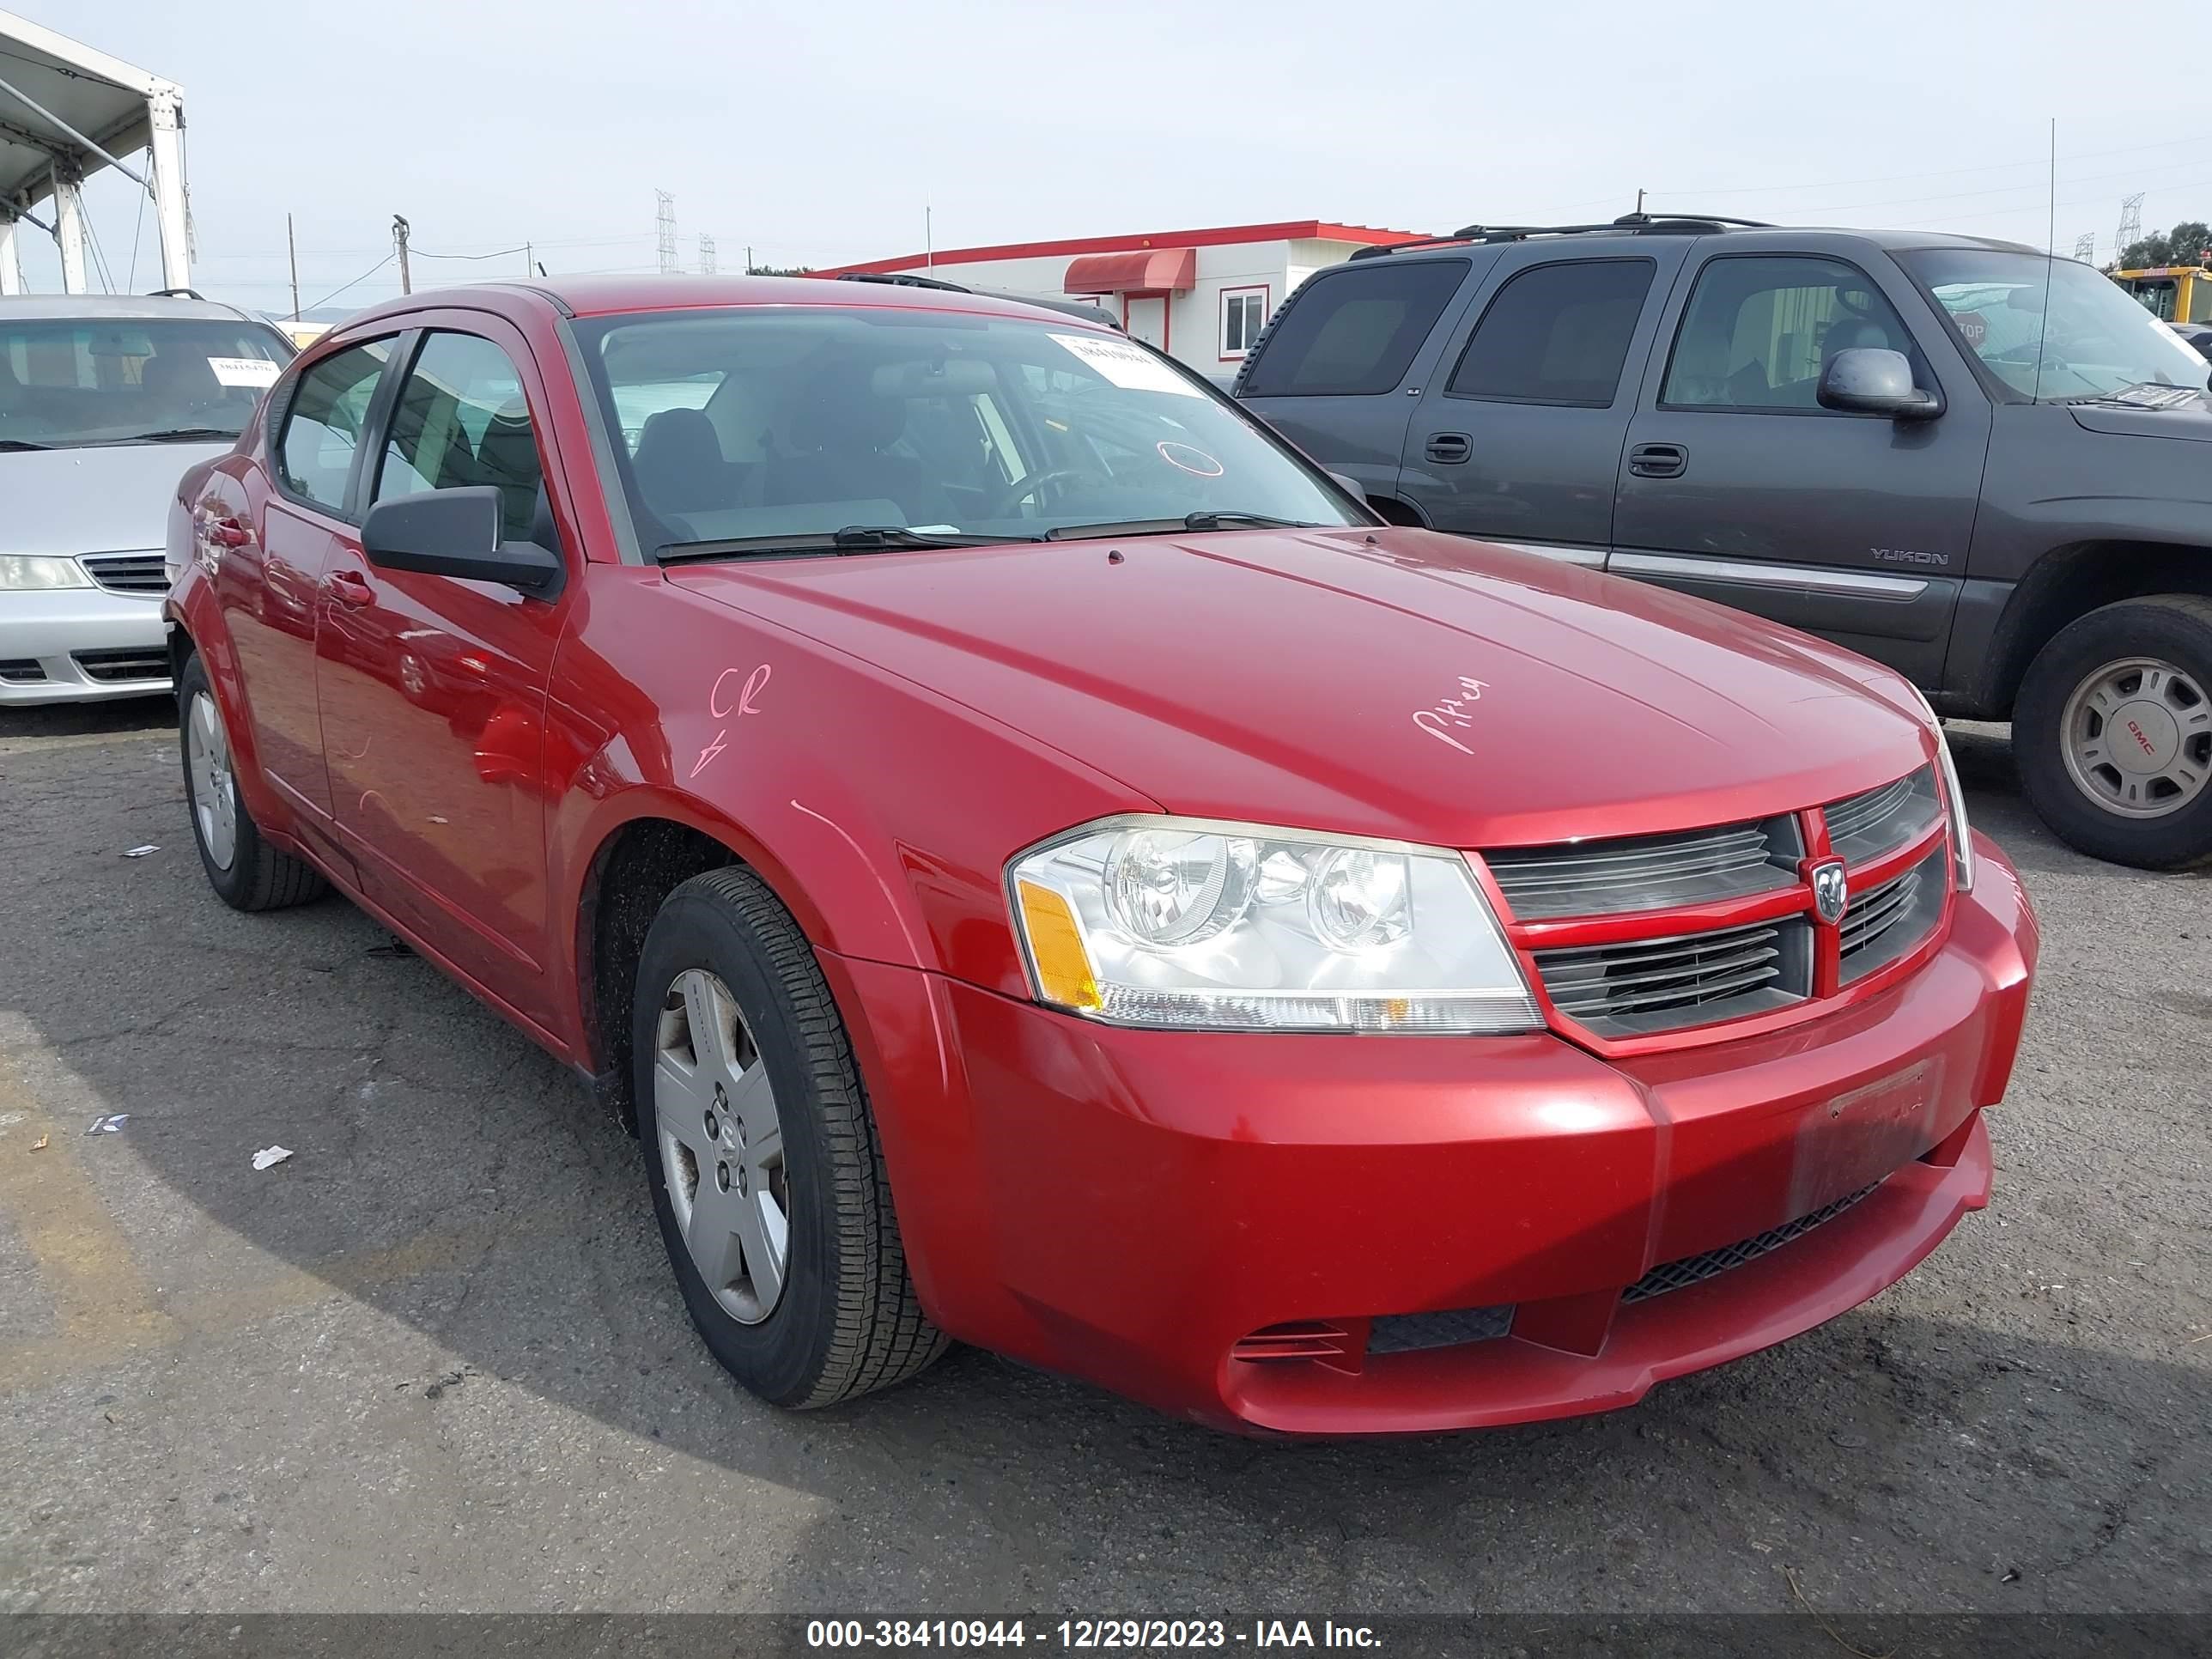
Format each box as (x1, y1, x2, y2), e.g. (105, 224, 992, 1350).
(177, 653, 328, 911)
(2014, 595, 2212, 870)
(632, 866, 945, 1407)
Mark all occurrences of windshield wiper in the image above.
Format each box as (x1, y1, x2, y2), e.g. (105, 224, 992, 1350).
(657, 525, 1046, 563)
(1045, 510, 1322, 541)
(100, 426, 240, 446)
(0, 438, 52, 452)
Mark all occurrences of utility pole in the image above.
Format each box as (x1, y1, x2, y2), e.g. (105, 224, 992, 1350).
(287, 212, 301, 320)
(2074, 232, 2095, 263)
(744, 244, 752, 275)
(1635, 187, 1645, 216)
(525, 240, 532, 276)
(656, 191, 678, 275)
(2117, 193, 2144, 264)
(925, 201, 933, 270)
(698, 234, 716, 275)
(392, 214, 411, 295)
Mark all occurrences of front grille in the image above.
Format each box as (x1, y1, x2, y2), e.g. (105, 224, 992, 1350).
(1533, 915, 1813, 1038)
(0, 658, 46, 684)
(1484, 815, 1802, 920)
(79, 551, 171, 596)
(1623, 1181, 1883, 1304)
(70, 647, 170, 684)
(1367, 1304, 1516, 1354)
(1840, 849, 1946, 983)
(1825, 766, 1941, 865)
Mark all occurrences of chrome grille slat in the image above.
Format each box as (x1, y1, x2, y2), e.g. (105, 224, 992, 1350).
(79, 552, 171, 597)
(1537, 927, 1780, 976)
(1485, 816, 1800, 921)
(1533, 917, 1811, 1035)
(1544, 941, 1779, 999)
(1825, 766, 1942, 866)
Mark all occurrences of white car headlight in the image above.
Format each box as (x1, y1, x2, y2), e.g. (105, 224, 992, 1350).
(1007, 816, 1541, 1034)
(0, 555, 92, 591)
(1912, 690, 1975, 893)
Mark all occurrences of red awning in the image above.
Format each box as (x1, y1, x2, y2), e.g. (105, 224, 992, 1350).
(1064, 247, 1197, 295)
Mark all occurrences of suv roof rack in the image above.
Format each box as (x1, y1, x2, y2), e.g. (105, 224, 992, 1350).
(1348, 212, 1773, 259)
(146, 285, 209, 300)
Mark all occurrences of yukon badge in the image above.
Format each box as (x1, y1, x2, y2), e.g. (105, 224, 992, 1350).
(1809, 857, 1850, 926)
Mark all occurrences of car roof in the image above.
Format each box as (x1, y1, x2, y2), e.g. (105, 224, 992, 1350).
(0, 292, 271, 324)
(1349, 222, 2044, 264)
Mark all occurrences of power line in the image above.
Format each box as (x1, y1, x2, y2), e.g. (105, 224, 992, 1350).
(299, 251, 394, 314)
(1646, 130, 2212, 201)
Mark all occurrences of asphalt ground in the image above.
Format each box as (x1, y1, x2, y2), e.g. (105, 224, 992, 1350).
(0, 697, 2205, 1633)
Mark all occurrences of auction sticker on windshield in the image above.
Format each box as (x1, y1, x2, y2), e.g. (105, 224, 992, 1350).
(208, 356, 282, 388)
(1048, 332, 1200, 397)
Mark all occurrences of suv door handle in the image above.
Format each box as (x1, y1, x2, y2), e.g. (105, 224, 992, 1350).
(1628, 441, 1686, 479)
(1425, 432, 1472, 465)
(326, 568, 375, 607)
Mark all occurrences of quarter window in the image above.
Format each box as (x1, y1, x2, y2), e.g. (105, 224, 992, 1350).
(275, 341, 392, 513)
(1239, 260, 1468, 397)
(1220, 287, 1270, 359)
(1662, 256, 1923, 410)
(1448, 259, 1656, 405)
(374, 332, 548, 544)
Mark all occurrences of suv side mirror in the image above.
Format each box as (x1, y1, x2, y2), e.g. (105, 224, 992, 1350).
(1818, 348, 1944, 422)
(362, 486, 565, 597)
(1326, 470, 1370, 505)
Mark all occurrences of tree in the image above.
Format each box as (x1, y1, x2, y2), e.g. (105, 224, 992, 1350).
(745, 264, 814, 277)
(2120, 221, 2210, 268)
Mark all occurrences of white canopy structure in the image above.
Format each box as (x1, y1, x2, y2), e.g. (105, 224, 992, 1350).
(0, 9, 190, 295)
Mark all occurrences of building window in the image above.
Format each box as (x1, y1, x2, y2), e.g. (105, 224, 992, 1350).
(1220, 286, 1271, 360)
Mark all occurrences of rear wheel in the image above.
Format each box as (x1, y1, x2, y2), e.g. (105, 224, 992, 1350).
(177, 653, 327, 911)
(2015, 595, 2212, 870)
(632, 866, 945, 1407)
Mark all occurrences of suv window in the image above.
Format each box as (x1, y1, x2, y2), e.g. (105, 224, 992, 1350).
(1241, 260, 1468, 397)
(1448, 259, 1656, 405)
(1662, 256, 1920, 410)
(276, 341, 393, 512)
(374, 332, 546, 543)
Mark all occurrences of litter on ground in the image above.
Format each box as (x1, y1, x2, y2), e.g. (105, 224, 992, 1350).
(252, 1145, 295, 1171)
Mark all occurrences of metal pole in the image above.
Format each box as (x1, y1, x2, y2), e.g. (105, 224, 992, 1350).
(524, 240, 532, 276)
(392, 215, 411, 295)
(287, 212, 301, 319)
(0, 70, 153, 190)
(52, 161, 87, 295)
(0, 207, 21, 295)
(925, 202, 933, 270)
(146, 88, 191, 292)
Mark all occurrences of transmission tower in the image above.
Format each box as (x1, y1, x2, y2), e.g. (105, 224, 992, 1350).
(698, 234, 716, 276)
(2074, 232, 2096, 262)
(2117, 192, 2144, 262)
(655, 190, 678, 275)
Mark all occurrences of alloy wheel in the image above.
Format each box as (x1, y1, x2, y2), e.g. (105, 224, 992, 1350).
(2059, 656, 2212, 819)
(185, 689, 239, 870)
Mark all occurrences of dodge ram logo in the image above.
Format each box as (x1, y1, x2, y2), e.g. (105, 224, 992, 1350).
(1809, 858, 1850, 926)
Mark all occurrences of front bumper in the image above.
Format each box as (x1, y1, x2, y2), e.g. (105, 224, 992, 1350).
(0, 586, 172, 704)
(831, 830, 2038, 1435)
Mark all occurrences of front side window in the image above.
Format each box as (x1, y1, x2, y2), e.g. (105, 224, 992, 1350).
(0, 317, 289, 452)
(276, 341, 392, 512)
(1901, 249, 2212, 401)
(1239, 260, 1468, 397)
(577, 307, 1363, 551)
(1220, 288, 1269, 360)
(374, 332, 547, 542)
(1662, 256, 1921, 411)
(1449, 258, 1656, 406)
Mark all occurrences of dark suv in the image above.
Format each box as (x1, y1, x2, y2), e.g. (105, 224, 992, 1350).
(1234, 216, 2212, 871)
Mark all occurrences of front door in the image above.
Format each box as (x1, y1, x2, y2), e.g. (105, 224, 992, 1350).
(1123, 294, 1169, 351)
(314, 320, 574, 1027)
(1611, 251, 1992, 684)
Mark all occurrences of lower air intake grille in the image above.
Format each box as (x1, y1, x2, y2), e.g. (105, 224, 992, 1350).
(70, 647, 170, 684)
(1533, 916, 1814, 1038)
(0, 659, 45, 684)
(1484, 815, 1802, 920)
(79, 551, 171, 595)
(1367, 1304, 1516, 1354)
(1624, 1181, 1883, 1304)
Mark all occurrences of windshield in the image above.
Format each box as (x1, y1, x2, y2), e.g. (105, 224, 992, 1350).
(0, 316, 291, 450)
(573, 306, 1363, 554)
(1900, 250, 2211, 402)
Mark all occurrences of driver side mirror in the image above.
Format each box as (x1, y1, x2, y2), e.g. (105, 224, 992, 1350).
(1818, 348, 1944, 422)
(1326, 470, 1370, 505)
(362, 486, 565, 598)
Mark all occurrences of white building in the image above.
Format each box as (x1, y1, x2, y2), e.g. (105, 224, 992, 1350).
(816, 220, 1425, 371)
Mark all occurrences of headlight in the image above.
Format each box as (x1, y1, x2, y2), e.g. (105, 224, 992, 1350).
(1007, 816, 1540, 1033)
(0, 555, 92, 591)
(1913, 690, 1974, 893)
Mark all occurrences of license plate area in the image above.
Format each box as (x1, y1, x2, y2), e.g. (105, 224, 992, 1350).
(1787, 1056, 1946, 1219)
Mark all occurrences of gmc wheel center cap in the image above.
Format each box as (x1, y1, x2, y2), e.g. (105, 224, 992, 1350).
(2109, 699, 2180, 773)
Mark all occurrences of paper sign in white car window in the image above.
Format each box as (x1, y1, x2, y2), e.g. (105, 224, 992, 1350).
(207, 356, 282, 388)
(1048, 333, 1200, 398)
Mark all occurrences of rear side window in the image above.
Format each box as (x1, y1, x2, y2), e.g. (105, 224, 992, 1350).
(1241, 260, 1468, 397)
(374, 332, 547, 543)
(276, 341, 392, 513)
(1448, 259, 1656, 405)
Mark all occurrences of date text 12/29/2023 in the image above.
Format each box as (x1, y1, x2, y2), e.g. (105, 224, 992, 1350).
(806, 1620, 1382, 1650)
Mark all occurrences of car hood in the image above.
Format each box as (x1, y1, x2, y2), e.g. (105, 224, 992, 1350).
(0, 441, 233, 556)
(668, 527, 1933, 848)
(2066, 388, 2212, 442)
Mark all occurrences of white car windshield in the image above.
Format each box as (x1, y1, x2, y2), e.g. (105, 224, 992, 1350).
(574, 305, 1364, 554)
(0, 317, 291, 451)
(1901, 250, 2212, 402)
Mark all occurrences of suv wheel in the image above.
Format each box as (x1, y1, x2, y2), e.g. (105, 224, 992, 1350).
(631, 866, 945, 1407)
(177, 653, 329, 910)
(2015, 595, 2212, 870)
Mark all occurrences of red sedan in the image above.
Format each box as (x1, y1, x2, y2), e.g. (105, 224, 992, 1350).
(164, 277, 2037, 1434)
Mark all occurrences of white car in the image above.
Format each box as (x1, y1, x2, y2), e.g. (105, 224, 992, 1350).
(1, 294, 292, 703)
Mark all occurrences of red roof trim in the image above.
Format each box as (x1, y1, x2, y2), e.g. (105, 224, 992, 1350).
(813, 221, 1430, 277)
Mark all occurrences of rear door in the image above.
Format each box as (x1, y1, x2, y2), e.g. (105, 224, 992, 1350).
(1234, 253, 1489, 503)
(1611, 247, 1991, 684)
(1401, 246, 1688, 564)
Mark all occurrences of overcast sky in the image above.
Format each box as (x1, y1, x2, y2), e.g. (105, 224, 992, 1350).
(12, 0, 2211, 313)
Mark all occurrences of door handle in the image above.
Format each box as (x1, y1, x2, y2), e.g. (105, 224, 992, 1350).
(1425, 432, 1473, 465)
(1628, 442, 1687, 479)
(326, 568, 375, 607)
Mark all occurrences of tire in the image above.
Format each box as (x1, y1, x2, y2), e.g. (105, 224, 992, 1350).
(2014, 594, 2212, 871)
(176, 653, 329, 911)
(631, 866, 945, 1408)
